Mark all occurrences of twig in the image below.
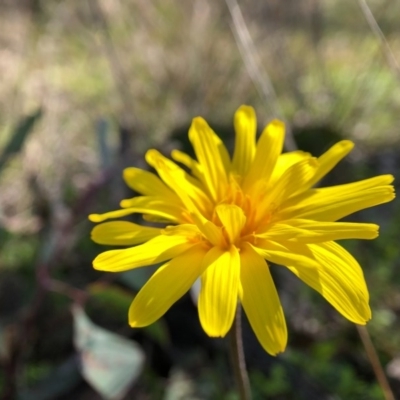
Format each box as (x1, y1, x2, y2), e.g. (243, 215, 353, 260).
(225, 0, 297, 152)
(229, 304, 252, 400)
(356, 325, 395, 400)
(40, 275, 89, 305)
(357, 0, 400, 80)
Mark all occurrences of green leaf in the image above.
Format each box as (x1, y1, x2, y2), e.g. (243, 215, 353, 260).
(87, 283, 132, 322)
(0, 227, 10, 251)
(18, 357, 81, 400)
(72, 305, 145, 400)
(142, 319, 170, 350)
(0, 109, 42, 174)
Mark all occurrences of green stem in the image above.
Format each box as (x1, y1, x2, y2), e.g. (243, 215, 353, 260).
(230, 304, 252, 400)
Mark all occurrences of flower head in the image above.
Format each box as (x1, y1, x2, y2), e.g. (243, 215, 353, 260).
(89, 106, 395, 355)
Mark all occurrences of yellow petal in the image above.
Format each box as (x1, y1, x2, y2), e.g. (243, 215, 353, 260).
(189, 117, 229, 201)
(269, 158, 318, 201)
(89, 208, 139, 223)
(215, 204, 246, 244)
(256, 223, 312, 240)
(129, 244, 207, 327)
(142, 214, 178, 224)
(252, 240, 320, 269)
(198, 246, 240, 337)
(162, 224, 202, 237)
(277, 175, 395, 222)
(190, 213, 224, 247)
(306, 140, 354, 188)
(170, 149, 197, 169)
(145, 149, 212, 217)
(269, 150, 312, 185)
(240, 244, 287, 355)
(171, 149, 204, 180)
(91, 221, 161, 246)
(148, 158, 220, 242)
(93, 234, 195, 272)
(286, 241, 371, 324)
(242, 119, 285, 192)
(259, 219, 379, 242)
(123, 167, 178, 200)
(253, 158, 318, 228)
(119, 196, 183, 223)
(232, 105, 257, 176)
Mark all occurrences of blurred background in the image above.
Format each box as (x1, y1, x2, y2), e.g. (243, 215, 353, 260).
(0, 0, 399, 399)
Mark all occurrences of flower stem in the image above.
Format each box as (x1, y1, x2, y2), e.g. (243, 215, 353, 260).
(356, 325, 395, 400)
(230, 304, 252, 400)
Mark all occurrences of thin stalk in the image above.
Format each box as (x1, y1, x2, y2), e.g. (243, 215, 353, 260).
(357, 0, 400, 80)
(229, 304, 252, 400)
(356, 325, 395, 400)
(225, 0, 298, 152)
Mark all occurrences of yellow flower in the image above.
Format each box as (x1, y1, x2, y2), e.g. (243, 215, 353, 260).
(89, 105, 395, 355)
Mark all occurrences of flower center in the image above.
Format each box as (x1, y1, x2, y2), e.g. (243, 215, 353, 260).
(209, 177, 269, 249)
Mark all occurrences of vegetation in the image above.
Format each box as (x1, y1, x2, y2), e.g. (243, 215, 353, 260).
(0, 1, 399, 399)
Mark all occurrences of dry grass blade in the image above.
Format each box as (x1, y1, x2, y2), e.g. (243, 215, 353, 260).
(225, 0, 297, 151)
(358, 0, 400, 80)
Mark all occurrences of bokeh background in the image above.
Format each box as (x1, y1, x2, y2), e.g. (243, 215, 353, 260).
(0, 0, 400, 399)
